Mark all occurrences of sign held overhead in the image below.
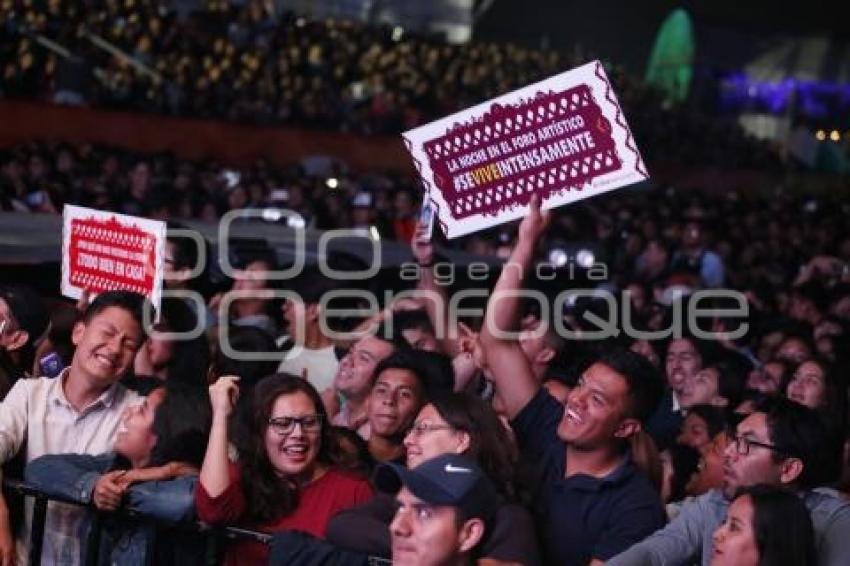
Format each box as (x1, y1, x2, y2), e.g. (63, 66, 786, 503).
(61, 205, 166, 312)
(403, 60, 648, 239)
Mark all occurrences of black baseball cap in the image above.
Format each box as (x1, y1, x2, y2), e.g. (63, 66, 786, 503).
(374, 454, 500, 521)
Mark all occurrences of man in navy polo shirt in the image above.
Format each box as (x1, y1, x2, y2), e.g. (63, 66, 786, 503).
(479, 196, 666, 566)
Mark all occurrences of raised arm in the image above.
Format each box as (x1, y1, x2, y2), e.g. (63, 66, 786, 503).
(411, 222, 462, 356)
(199, 375, 239, 498)
(479, 196, 551, 419)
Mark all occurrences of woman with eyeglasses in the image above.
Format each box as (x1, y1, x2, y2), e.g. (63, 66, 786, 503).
(327, 391, 542, 565)
(196, 373, 373, 566)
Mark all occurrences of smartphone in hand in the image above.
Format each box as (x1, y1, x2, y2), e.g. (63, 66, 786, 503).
(418, 199, 435, 242)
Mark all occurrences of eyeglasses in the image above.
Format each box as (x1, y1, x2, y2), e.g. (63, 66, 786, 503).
(730, 433, 785, 456)
(408, 422, 453, 437)
(268, 415, 323, 435)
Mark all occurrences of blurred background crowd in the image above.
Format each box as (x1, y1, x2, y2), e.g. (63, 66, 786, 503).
(1, 0, 784, 168)
(1, 1, 849, 564)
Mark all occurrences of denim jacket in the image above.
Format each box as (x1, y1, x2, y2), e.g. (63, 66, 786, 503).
(25, 452, 199, 566)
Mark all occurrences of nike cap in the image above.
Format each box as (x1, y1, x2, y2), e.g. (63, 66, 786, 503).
(374, 454, 500, 521)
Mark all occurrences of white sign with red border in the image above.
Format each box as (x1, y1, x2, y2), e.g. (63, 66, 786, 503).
(61, 205, 166, 312)
(403, 60, 648, 239)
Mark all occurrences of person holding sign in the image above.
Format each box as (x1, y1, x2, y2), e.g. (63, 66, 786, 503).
(478, 196, 665, 566)
(0, 290, 150, 566)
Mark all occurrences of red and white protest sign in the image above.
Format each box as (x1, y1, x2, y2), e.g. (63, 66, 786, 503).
(403, 60, 648, 238)
(61, 205, 166, 311)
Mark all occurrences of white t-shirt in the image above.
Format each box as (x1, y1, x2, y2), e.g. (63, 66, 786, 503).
(276, 342, 339, 393)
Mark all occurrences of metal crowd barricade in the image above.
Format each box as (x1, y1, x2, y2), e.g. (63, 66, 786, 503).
(2, 478, 392, 566)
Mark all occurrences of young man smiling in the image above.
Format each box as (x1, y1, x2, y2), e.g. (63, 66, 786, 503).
(645, 335, 706, 450)
(479, 197, 665, 566)
(366, 350, 429, 463)
(0, 291, 149, 566)
(329, 332, 398, 439)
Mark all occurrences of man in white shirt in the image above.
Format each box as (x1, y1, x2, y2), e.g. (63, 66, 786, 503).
(0, 291, 148, 566)
(277, 271, 341, 393)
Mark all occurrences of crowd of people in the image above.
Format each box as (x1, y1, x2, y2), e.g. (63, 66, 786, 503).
(0, 1, 782, 169)
(0, 140, 428, 243)
(1, 182, 850, 564)
(0, 136, 807, 268)
(0, 3, 847, 566)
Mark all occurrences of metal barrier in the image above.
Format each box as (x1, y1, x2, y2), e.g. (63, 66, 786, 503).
(2, 478, 391, 566)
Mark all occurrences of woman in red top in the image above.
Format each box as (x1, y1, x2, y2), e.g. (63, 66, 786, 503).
(196, 373, 373, 565)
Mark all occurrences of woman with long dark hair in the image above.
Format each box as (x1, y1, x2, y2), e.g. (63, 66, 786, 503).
(196, 373, 372, 565)
(785, 357, 848, 482)
(26, 383, 212, 565)
(327, 391, 541, 565)
(785, 357, 847, 433)
(711, 484, 816, 566)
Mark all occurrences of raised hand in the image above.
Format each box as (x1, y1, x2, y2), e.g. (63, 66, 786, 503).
(75, 288, 92, 313)
(412, 221, 435, 266)
(518, 194, 552, 245)
(208, 375, 240, 417)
